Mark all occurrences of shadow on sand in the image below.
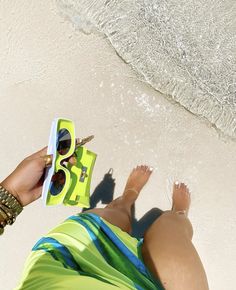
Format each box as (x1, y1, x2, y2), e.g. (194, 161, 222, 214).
(82, 169, 163, 238)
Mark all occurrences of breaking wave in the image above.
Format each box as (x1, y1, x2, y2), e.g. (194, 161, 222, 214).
(57, 0, 236, 139)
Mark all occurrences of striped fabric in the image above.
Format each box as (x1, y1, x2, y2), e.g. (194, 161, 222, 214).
(15, 213, 164, 290)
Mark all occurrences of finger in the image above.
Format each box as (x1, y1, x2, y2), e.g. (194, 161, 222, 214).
(26, 146, 48, 159)
(33, 154, 53, 171)
(33, 146, 48, 157)
(68, 156, 77, 165)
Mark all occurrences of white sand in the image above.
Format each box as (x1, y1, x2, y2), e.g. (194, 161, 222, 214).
(0, 1, 236, 289)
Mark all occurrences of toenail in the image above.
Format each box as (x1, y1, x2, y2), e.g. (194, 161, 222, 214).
(150, 167, 154, 171)
(175, 181, 179, 185)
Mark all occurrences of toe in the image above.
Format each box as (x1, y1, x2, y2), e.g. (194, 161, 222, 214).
(181, 183, 189, 194)
(180, 182, 185, 192)
(141, 165, 146, 171)
(134, 166, 139, 171)
(173, 181, 180, 191)
(143, 165, 149, 172)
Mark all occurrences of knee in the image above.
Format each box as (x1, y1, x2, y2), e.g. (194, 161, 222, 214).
(144, 210, 194, 240)
(163, 210, 193, 239)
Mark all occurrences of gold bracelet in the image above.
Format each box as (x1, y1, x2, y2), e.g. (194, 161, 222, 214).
(0, 184, 23, 235)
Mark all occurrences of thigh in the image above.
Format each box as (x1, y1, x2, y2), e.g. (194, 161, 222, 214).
(141, 211, 209, 290)
(84, 208, 132, 234)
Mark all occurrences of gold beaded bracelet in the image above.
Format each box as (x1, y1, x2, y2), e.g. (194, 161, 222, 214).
(0, 184, 23, 235)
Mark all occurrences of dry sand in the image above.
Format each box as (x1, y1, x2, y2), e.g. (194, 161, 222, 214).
(0, 1, 236, 289)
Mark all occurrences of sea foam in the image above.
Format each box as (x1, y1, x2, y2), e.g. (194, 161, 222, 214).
(57, 0, 236, 139)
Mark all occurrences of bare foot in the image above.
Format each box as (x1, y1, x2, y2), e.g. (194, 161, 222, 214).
(172, 182, 191, 216)
(122, 165, 153, 204)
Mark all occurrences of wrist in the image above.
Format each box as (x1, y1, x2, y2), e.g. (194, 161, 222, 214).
(0, 179, 22, 207)
(0, 183, 24, 235)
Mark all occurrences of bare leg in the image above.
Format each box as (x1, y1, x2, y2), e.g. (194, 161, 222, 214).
(141, 182, 209, 290)
(85, 165, 153, 234)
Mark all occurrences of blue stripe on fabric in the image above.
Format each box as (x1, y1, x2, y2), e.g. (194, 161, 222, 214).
(68, 213, 149, 278)
(32, 237, 80, 271)
(134, 284, 145, 290)
(88, 213, 150, 277)
(32, 236, 118, 287)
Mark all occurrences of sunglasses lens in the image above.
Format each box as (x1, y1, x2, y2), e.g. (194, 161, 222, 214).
(57, 128, 71, 155)
(49, 169, 66, 196)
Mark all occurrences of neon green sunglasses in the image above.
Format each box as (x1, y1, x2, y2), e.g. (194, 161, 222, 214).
(42, 118, 97, 208)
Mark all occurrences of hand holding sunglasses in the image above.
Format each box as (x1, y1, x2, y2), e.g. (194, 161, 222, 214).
(42, 118, 97, 208)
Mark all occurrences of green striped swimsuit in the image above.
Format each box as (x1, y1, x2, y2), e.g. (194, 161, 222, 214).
(15, 213, 164, 289)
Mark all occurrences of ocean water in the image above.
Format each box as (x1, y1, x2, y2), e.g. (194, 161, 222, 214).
(57, 0, 236, 139)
